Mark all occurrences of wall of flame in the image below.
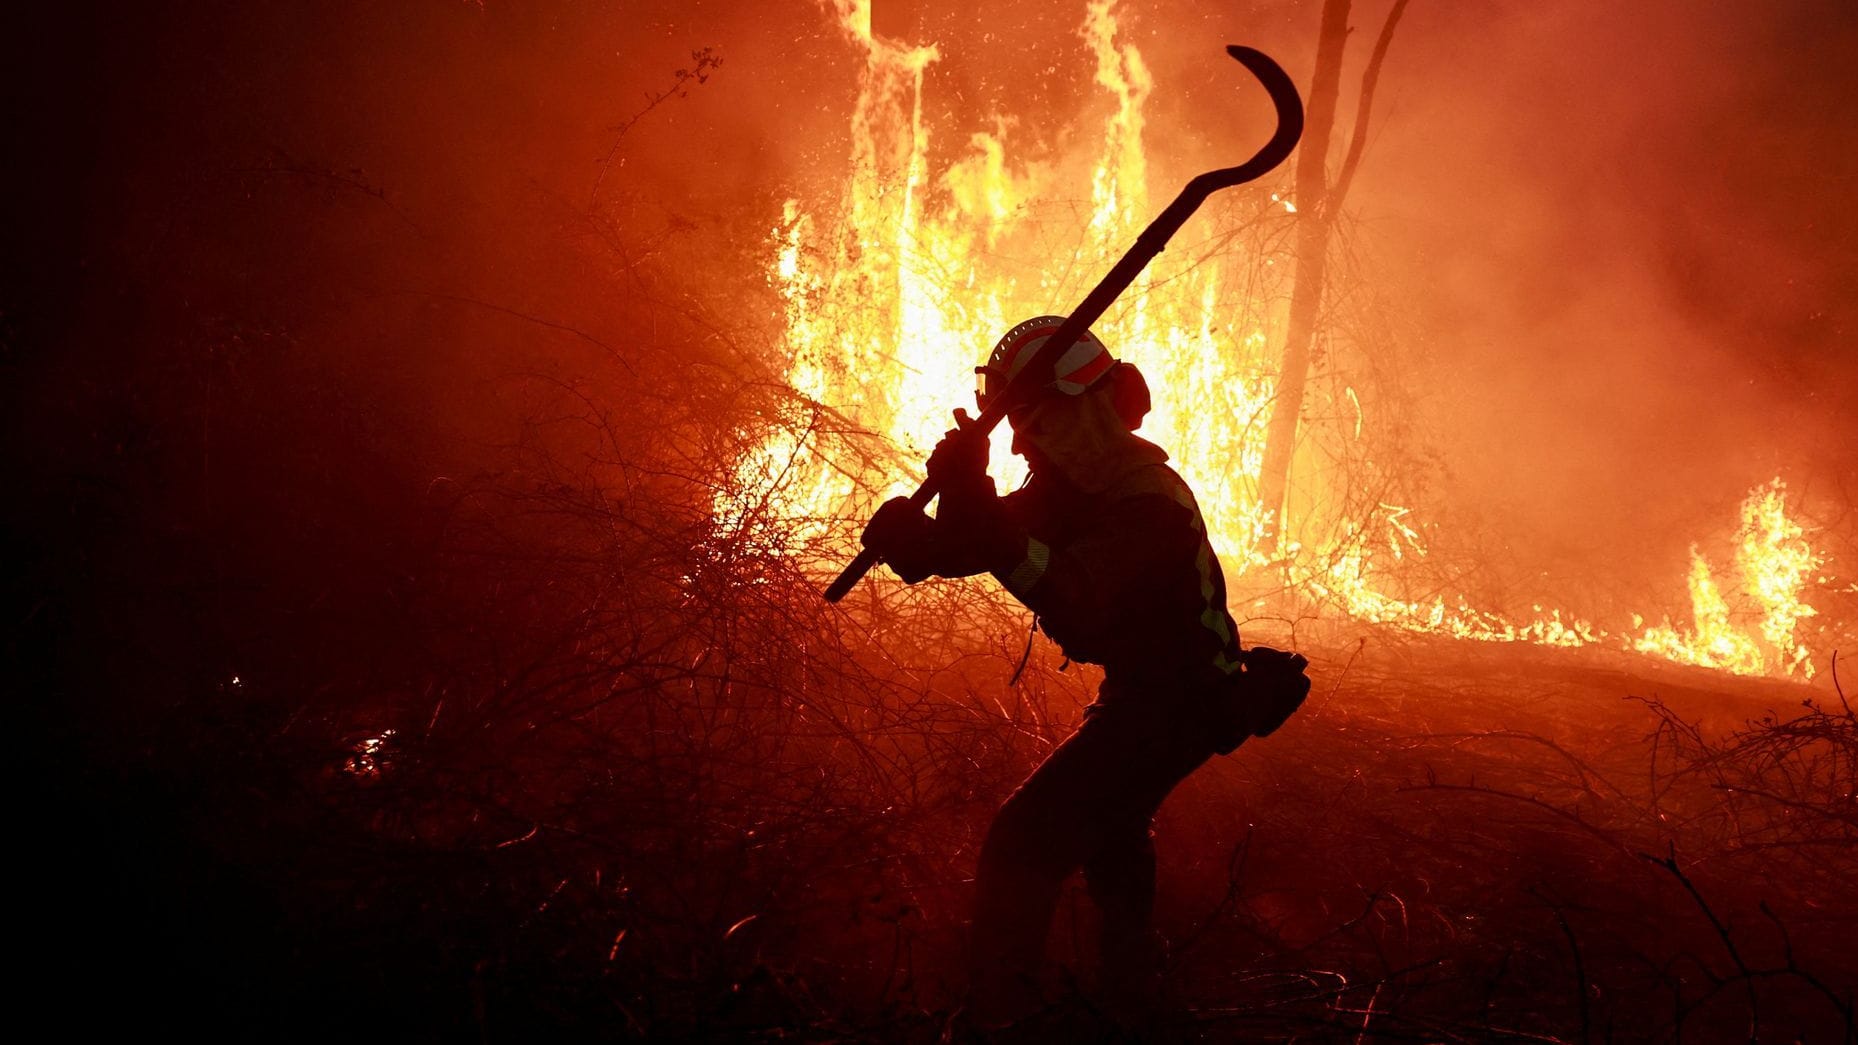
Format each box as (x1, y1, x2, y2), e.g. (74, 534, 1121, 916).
(720, 0, 1835, 683)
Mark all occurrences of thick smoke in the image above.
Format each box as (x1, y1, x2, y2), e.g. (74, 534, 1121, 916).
(1337, 1, 1857, 605)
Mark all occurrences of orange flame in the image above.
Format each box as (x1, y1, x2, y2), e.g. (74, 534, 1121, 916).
(732, 0, 1280, 554)
(1633, 480, 1823, 678)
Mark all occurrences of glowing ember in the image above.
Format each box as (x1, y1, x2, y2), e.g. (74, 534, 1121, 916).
(345, 729, 397, 778)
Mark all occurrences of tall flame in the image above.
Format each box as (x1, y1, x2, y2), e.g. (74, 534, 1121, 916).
(733, 0, 1283, 561)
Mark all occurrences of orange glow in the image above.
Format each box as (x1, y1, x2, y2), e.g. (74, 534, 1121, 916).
(723, 1, 1834, 682)
(727, 0, 1278, 559)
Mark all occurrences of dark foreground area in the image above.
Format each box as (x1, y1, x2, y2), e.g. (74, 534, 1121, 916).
(22, 573, 1858, 1042)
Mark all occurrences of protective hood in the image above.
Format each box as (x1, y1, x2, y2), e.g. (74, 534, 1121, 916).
(1017, 387, 1167, 493)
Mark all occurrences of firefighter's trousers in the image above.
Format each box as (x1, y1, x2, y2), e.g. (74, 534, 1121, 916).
(970, 684, 1215, 997)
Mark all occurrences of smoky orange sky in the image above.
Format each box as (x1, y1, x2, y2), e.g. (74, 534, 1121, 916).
(9, 0, 1853, 625)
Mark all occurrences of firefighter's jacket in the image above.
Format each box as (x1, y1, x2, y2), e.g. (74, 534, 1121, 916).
(896, 436, 1244, 695)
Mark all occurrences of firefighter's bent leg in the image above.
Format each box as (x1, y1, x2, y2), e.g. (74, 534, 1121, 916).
(1085, 821, 1159, 984)
(969, 696, 1210, 1010)
(970, 747, 1096, 997)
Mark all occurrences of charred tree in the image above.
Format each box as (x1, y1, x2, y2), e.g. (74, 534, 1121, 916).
(1254, 0, 1409, 561)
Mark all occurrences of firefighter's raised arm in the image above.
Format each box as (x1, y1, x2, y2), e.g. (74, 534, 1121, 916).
(861, 410, 1012, 583)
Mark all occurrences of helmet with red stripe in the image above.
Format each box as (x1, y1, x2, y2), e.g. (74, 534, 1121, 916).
(975, 316, 1116, 412)
(976, 315, 1150, 431)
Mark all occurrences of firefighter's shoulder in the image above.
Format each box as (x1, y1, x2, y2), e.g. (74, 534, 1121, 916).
(1116, 459, 1190, 498)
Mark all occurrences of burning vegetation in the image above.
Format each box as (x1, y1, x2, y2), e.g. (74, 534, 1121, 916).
(10, 0, 1857, 1040)
(739, 0, 1841, 682)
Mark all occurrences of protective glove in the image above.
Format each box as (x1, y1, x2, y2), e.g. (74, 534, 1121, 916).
(1204, 646, 1311, 755)
(1239, 645, 1310, 738)
(925, 409, 992, 501)
(861, 497, 937, 583)
(926, 409, 1023, 572)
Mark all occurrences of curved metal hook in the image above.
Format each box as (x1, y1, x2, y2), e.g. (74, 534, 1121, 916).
(1199, 46, 1306, 193)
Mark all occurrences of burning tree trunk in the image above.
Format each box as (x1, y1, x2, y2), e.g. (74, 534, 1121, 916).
(1255, 0, 1409, 561)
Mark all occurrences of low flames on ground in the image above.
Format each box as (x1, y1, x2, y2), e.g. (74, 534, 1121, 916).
(722, 0, 1838, 682)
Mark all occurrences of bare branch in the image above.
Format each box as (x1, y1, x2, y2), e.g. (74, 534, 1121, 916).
(1329, 0, 1412, 215)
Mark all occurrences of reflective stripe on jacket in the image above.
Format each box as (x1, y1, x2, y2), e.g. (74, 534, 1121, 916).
(918, 438, 1243, 688)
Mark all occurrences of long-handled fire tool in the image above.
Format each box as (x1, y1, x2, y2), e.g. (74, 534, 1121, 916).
(825, 45, 1305, 602)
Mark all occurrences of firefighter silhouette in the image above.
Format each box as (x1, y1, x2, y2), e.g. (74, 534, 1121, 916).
(861, 317, 1310, 1023)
